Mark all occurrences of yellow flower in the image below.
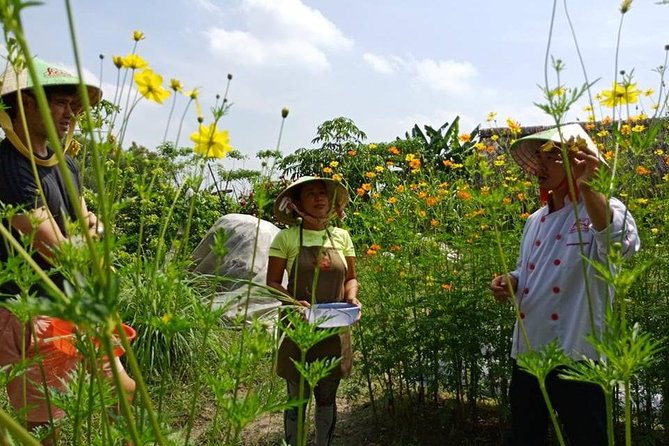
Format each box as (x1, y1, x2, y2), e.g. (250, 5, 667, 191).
(134, 69, 171, 104)
(635, 198, 648, 205)
(619, 0, 632, 14)
(161, 313, 171, 324)
(643, 88, 654, 97)
(503, 197, 512, 205)
(112, 55, 124, 68)
(632, 124, 645, 133)
(169, 78, 183, 92)
(651, 228, 659, 235)
(474, 142, 485, 151)
(190, 123, 232, 159)
(599, 82, 640, 107)
(368, 143, 378, 149)
(332, 173, 343, 182)
(329, 160, 339, 168)
(395, 185, 405, 193)
(362, 183, 372, 191)
(365, 172, 376, 179)
(323, 166, 333, 174)
(122, 53, 149, 70)
(375, 165, 385, 172)
(133, 30, 146, 41)
(583, 105, 593, 112)
(387, 197, 398, 204)
(491, 134, 499, 141)
(506, 118, 521, 135)
(459, 133, 471, 143)
(486, 111, 497, 122)
(654, 149, 664, 156)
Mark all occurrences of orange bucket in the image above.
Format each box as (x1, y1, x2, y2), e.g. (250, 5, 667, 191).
(49, 318, 136, 358)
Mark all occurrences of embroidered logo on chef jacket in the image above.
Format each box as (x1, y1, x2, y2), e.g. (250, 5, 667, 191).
(568, 218, 591, 234)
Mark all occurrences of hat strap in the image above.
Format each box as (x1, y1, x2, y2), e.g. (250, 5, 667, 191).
(0, 110, 76, 167)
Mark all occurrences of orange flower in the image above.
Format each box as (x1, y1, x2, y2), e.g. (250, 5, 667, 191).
(458, 133, 471, 143)
(362, 183, 372, 191)
(370, 244, 381, 251)
(425, 196, 438, 206)
(441, 283, 453, 291)
(366, 249, 378, 256)
(520, 212, 530, 219)
(388, 146, 400, 155)
(409, 158, 421, 170)
(356, 188, 366, 197)
(503, 197, 512, 205)
(395, 185, 405, 193)
(323, 166, 333, 174)
(390, 245, 401, 252)
(347, 150, 357, 156)
(506, 118, 522, 135)
(456, 190, 472, 200)
(387, 197, 398, 204)
(430, 219, 440, 227)
(636, 165, 651, 175)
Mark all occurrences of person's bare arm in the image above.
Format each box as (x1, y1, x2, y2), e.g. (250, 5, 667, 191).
(267, 256, 309, 307)
(10, 206, 66, 261)
(344, 256, 360, 307)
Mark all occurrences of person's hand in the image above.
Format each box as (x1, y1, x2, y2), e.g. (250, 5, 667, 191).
(346, 297, 362, 321)
(568, 137, 601, 185)
(490, 274, 517, 303)
(297, 300, 311, 308)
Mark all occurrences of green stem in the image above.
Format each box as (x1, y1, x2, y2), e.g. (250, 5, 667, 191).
(538, 380, 566, 446)
(0, 409, 41, 446)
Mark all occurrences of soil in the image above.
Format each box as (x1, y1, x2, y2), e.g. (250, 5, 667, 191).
(240, 395, 508, 446)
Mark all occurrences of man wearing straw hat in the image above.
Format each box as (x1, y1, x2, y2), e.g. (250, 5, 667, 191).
(267, 176, 361, 446)
(0, 57, 134, 444)
(490, 123, 639, 445)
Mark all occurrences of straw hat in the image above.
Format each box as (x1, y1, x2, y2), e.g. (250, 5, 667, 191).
(509, 123, 603, 176)
(273, 176, 349, 225)
(0, 57, 101, 113)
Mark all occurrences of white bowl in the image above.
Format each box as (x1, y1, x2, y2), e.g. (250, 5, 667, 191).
(306, 302, 360, 328)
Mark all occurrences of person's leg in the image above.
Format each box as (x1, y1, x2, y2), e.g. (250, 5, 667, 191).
(509, 361, 550, 446)
(313, 379, 340, 446)
(549, 367, 607, 446)
(285, 380, 311, 446)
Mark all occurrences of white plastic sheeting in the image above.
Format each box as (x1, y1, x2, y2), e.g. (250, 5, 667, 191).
(192, 213, 284, 323)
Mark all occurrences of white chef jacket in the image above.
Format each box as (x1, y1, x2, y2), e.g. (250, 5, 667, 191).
(510, 196, 639, 360)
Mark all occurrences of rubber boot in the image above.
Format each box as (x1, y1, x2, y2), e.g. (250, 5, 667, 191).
(284, 407, 299, 446)
(315, 404, 336, 446)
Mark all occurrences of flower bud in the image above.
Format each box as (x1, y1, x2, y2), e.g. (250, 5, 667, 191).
(282, 107, 289, 118)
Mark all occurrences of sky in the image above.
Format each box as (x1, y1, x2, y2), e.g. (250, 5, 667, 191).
(7, 0, 669, 171)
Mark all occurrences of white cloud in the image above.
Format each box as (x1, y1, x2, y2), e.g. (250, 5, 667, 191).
(413, 59, 478, 95)
(362, 52, 479, 95)
(362, 53, 395, 74)
(207, 28, 329, 70)
(190, 0, 221, 14)
(205, 0, 352, 71)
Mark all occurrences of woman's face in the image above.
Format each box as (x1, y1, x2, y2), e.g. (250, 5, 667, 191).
(297, 181, 330, 218)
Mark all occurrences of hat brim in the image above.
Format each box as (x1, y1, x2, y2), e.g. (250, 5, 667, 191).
(509, 123, 603, 176)
(273, 176, 349, 225)
(0, 58, 101, 114)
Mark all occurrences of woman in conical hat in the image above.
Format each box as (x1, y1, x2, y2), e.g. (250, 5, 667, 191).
(490, 123, 639, 445)
(266, 176, 360, 446)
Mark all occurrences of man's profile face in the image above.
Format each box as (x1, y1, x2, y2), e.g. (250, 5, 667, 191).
(535, 144, 567, 191)
(24, 91, 77, 140)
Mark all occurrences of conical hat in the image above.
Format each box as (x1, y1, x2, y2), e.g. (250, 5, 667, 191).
(509, 123, 604, 176)
(0, 57, 101, 113)
(273, 176, 349, 225)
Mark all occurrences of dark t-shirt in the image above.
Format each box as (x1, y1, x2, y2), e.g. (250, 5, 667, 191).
(0, 138, 81, 298)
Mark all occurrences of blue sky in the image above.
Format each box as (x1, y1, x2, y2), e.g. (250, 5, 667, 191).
(10, 0, 669, 170)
